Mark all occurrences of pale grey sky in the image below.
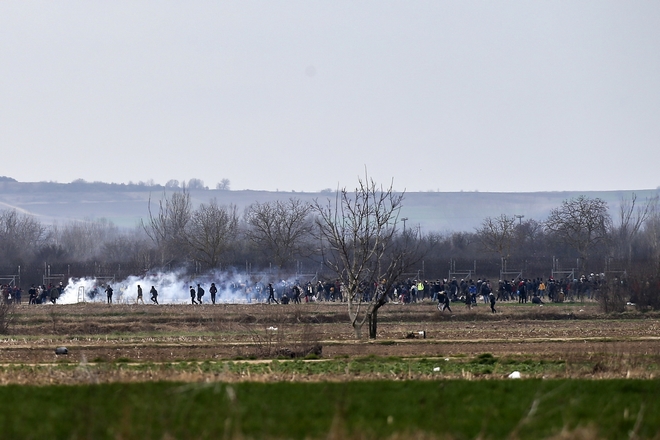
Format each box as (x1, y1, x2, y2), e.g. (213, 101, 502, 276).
(1, 1, 659, 192)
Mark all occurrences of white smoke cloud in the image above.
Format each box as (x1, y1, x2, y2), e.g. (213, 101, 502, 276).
(58, 269, 311, 305)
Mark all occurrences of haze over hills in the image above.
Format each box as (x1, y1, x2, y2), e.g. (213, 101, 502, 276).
(0, 179, 658, 232)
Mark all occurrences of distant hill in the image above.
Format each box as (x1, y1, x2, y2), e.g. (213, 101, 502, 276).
(0, 180, 658, 232)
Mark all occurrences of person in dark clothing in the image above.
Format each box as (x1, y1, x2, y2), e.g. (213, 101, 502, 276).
(267, 283, 278, 304)
(489, 291, 497, 313)
(518, 280, 527, 303)
(136, 285, 144, 304)
(292, 285, 301, 304)
(464, 290, 472, 309)
(38, 285, 48, 304)
(150, 286, 159, 304)
(209, 283, 218, 304)
(28, 284, 37, 305)
(197, 284, 204, 304)
(105, 284, 113, 304)
(443, 291, 452, 312)
(190, 286, 197, 304)
(437, 290, 452, 313)
(50, 285, 60, 304)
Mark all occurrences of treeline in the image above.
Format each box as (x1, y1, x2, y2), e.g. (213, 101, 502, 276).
(1, 191, 659, 288)
(0, 177, 231, 193)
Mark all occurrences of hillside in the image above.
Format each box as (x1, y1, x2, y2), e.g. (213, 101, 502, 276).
(0, 181, 657, 232)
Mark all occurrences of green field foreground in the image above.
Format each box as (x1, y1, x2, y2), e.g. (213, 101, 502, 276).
(1, 379, 659, 439)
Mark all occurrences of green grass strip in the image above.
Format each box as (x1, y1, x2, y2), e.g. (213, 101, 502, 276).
(1, 379, 659, 439)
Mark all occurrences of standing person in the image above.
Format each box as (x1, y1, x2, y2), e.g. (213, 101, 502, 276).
(267, 283, 278, 304)
(150, 286, 159, 304)
(292, 284, 301, 304)
(518, 280, 527, 303)
(28, 284, 37, 305)
(305, 282, 314, 302)
(105, 284, 114, 304)
(209, 283, 217, 304)
(489, 291, 497, 313)
(38, 285, 47, 304)
(538, 279, 546, 299)
(196, 284, 204, 304)
(136, 285, 144, 304)
(480, 280, 491, 304)
(190, 286, 197, 304)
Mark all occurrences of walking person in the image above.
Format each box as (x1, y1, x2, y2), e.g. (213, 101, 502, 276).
(489, 291, 497, 313)
(196, 284, 204, 304)
(209, 283, 217, 304)
(50, 283, 62, 304)
(105, 284, 113, 304)
(267, 283, 278, 304)
(136, 285, 144, 304)
(150, 286, 159, 304)
(437, 290, 452, 313)
(464, 292, 472, 309)
(190, 286, 197, 304)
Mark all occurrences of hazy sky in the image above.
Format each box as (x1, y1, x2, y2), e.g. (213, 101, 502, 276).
(1, 1, 659, 193)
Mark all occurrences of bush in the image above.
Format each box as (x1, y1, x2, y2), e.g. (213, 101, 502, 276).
(631, 275, 660, 311)
(0, 301, 15, 334)
(598, 279, 628, 313)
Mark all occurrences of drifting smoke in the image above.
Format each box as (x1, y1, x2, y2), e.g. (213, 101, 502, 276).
(59, 268, 308, 305)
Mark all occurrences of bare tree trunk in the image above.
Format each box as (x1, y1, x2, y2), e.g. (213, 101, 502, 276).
(353, 321, 363, 339)
(368, 308, 378, 339)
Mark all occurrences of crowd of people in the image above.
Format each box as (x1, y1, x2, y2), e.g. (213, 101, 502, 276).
(2, 273, 607, 309)
(1, 283, 64, 305)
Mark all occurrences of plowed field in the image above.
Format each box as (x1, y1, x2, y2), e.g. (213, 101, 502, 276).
(1, 300, 659, 384)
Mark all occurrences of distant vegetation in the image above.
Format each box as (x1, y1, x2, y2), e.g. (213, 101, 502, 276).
(0, 176, 231, 191)
(1, 177, 660, 313)
(0, 177, 230, 192)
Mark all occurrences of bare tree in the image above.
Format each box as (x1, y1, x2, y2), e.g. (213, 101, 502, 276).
(165, 179, 180, 189)
(614, 193, 658, 265)
(313, 177, 421, 339)
(53, 218, 119, 261)
(512, 219, 545, 259)
(0, 209, 49, 265)
(187, 199, 239, 268)
(545, 195, 612, 272)
(643, 202, 660, 265)
(101, 228, 154, 266)
(244, 199, 314, 269)
(187, 178, 206, 190)
(216, 179, 231, 191)
(475, 214, 516, 261)
(141, 191, 192, 265)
